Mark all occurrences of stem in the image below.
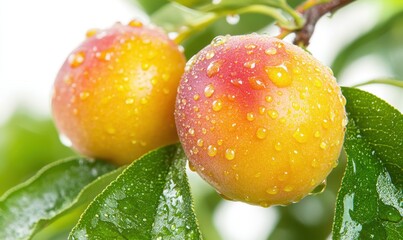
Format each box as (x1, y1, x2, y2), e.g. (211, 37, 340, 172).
(293, 0, 355, 46)
(352, 79, 403, 89)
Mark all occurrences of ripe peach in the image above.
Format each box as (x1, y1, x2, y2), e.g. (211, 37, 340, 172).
(175, 34, 347, 206)
(52, 21, 186, 165)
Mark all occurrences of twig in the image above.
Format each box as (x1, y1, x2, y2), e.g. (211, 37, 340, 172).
(290, 0, 355, 46)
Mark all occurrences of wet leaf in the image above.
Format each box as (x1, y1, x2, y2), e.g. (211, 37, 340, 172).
(0, 158, 118, 240)
(69, 144, 202, 240)
(333, 87, 403, 239)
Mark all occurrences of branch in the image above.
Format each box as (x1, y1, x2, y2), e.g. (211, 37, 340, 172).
(292, 0, 355, 46)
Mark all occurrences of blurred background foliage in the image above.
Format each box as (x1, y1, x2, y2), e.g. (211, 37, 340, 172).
(1, 0, 402, 239)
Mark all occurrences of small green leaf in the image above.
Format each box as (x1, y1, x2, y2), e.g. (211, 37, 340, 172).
(0, 158, 117, 240)
(69, 144, 202, 240)
(333, 87, 403, 239)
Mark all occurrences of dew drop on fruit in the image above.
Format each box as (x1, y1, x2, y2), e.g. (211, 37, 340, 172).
(204, 84, 215, 98)
(265, 95, 273, 103)
(244, 60, 257, 69)
(217, 139, 223, 145)
(68, 51, 85, 68)
(284, 185, 294, 192)
(293, 128, 308, 143)
(188, 162, 197, 172)
(86, 28, 99, 38)
(212, 100, 223, 111)
(207, 60, 222, 77)
(226, 14, 240, 25)
(268, 109, 279, 119)
(193, 94, 200, 101)
(320, 141, 327, 149)
(265, 64, 292, 87)
(274, 141, 282, 151)
(246, 112, 255, 121)
(197, 139, 204, 147)
(248, 77, 266, 90)
(311, 158, 318, 168)
(205, 51, 215, 59)
(225, 148, 236, 160)
(259, 106, 266, 115)
(211, 35, 227, 47)
(95, 51, 112, 61)
(314, 130, 321, 138)
(128, 19, 143, 27)
(188, 128, 195, 136)
(266, 186, 278, 195)
(230, 78, 243, 87)
(314, 79, 322, 88)
(256, 127, 268, 139)
(207, 145, 217, 157)
(309, 180, 327, 195)
(265, 47, 277, 55)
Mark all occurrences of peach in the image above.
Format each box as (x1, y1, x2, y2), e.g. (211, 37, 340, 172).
(52, 21, 186, 165)
(175, 34, 347, 206)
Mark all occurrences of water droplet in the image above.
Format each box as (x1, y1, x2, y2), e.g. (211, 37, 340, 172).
(266, 186, 278, 195)
(230, 78, 243, 87)
(193, 94, 200, 101)
(59, 134, 72, 147)
(249, 77, 266, 90)
(197, 139, 204, 147)
(244, 60, 257, 69)
(207, 60, 222, 77)
(204, 84, 215, 97)
(245, 43, 257, 50)
(268, 109, 279, 119)
(206, 51, 215, 59)
(188, 128, 195, 136)
(212, 100, 223, 111)
(320, 141, 327, 149)
(322, 119, 330, 129)
(265, 64, 292, 87)
(274, 142, 282, 151)
(68, 51, 85, 68)
(342, 117, 348, 128)
(85, 28, 99, 38)
(226, 14, 240, 25)
(265, 47, 277, 55)
(125, 98, 134, 104)
(225, 148, 236, 160)
(309, 180, 327, 195)
(311, 158, 319, 168)
(284, 185, 294, 192)
(79, 91, 90, 100)
(314, 79, 322, 88)
(128, 19, 143, 27)
(217, 139, 223, 145)
(256, 127, 268, 139)
(293, 128, 308, 143)
(211, 35, 227, 46)
(314, 131, 321, 138)
(292, 102, 300, 111)
(246, 112, 255, 121)
(259, 106, 266, 115)
(141, 62, 150, 70)
(207, 145, 217, 157)
(265, 95, 273, 102)
(95, 51, 112, 61)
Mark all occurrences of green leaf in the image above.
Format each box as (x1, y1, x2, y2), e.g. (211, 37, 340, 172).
(333, 87, 403, 239)
(0, 158, 117, 240)
(0, 110, 76, 195)
(69, 144, 202, 240)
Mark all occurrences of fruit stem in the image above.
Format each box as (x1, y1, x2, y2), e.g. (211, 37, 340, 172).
(352, 79, 403, 89)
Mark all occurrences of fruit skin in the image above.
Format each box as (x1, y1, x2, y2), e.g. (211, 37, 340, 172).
(175, 34, 347, 207)
(52, 21, 186, 165)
